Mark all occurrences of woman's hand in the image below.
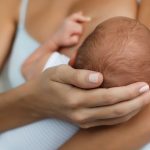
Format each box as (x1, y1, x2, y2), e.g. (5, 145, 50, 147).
(25, 65, 150, 128)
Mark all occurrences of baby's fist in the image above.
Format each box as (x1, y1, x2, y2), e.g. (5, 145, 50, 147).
(53, 12, 91, 47)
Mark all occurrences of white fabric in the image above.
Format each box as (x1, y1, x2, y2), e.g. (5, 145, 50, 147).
(43, 52, 70, 70)
(143, 144, 150, 150)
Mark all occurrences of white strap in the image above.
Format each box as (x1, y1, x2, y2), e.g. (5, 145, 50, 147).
(19, 0, 29, 28)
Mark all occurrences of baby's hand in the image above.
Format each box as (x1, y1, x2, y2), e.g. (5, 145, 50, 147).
(52, 12, 91, 48)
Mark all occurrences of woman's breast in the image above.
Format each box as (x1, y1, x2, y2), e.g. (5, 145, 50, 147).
(0, 27, 39, 92)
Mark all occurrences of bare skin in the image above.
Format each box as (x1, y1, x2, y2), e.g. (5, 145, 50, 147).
(1, 0, 148, 133)
(138, 0, 150, 29)
(25, 0, 137, 58)
(22, 0, 138, 77)
(59, 1, 150, 149)
(60, 104, 150, 150)
(0, 0, 150, 149)
(21, 12, 91, 80)
(22, 1, 150, 148)
(0, 0, 20, 71)
(21, 0, 150, 149)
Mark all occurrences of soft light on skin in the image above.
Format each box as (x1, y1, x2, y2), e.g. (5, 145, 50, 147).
(139, 85, 150, 93)
(68, 50, 78, 66)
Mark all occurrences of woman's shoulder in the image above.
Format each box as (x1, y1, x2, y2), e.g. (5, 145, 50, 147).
(0, 0, 21, 23)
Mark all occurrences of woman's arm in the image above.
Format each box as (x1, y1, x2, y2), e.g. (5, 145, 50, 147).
(0, 0, 20, 71)
(60, 104, 150, 150)
(0, 0, 44, 131)
(0, 81, 43, 131)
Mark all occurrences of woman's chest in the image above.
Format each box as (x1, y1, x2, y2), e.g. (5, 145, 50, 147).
(25, 0, 102, 43)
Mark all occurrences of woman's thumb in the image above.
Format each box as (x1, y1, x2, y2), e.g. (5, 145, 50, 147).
(48, 65, 103, 89)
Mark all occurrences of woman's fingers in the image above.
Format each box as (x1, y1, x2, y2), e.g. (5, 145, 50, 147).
(87, 91, 150, 120)
(43, 65, 150, 127)
(47, 65, 103, 89)
(84, 82, 150, 107)
(81, 110, 139, 128)
(68, 92, 150, 127)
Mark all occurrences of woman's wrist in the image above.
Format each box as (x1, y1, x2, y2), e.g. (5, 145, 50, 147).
(0, 81, 44, 131)
(20, 78, 57, 119)
(17, 80, 46, 118)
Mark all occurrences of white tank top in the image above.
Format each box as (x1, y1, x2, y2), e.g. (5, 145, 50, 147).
(0, 0, 78, 150)
(0, 0, 39, 92)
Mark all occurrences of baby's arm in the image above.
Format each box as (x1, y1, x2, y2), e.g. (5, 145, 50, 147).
(22, 12, 90, 80)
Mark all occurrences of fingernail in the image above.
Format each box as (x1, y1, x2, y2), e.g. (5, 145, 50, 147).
(89, 73, 100, 83)
(139, 85, 150, 93)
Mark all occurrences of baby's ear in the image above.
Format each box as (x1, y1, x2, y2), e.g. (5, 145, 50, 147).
(69, 50, 78, 67)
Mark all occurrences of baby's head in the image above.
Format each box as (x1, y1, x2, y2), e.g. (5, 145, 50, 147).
(73, 17, 150, 88)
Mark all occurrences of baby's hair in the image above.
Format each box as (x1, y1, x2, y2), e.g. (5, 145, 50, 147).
(74, 17, 150, 88)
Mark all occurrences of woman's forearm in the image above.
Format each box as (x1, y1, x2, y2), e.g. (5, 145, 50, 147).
(0, 81, 43, 132)
(60, 105, 150, 150)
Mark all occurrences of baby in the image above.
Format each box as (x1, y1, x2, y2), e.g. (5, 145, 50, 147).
(22, 12, 91, 80)
(73, 16, 150, 88)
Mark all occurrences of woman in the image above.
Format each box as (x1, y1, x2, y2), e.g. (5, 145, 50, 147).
(0, 0, 149, 149)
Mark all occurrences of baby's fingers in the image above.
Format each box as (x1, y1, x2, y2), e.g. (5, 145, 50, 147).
(69, 12, 91, 23)
(59, 35, 79, 47)
(67, 35, 79, 45)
